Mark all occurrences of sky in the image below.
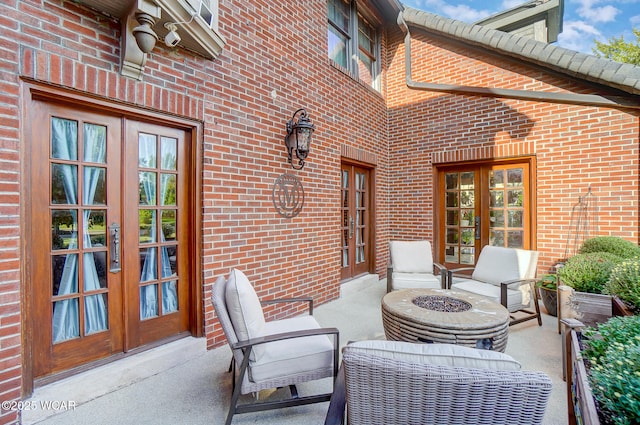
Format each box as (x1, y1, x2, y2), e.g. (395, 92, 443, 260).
(401, 0, 640, 55)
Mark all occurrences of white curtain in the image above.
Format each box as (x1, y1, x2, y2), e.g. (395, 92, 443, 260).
(52, 120, 108, 342)
(139, 139, 178, 319)
(82, 124, 108, 335)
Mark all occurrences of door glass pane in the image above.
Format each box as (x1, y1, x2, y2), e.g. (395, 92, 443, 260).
(161, 210, 177, 242)
(51, 164, 78, 204)
(51, 117, 78, 160)
(507, 169, 523, 187)
(83, 123, 106, 163)
(446, 210, 459, 226)
(52, 210, 78, 250)
(83, 167, 106, 205)
(84, 293, 108, 335)
(460, 247, 474, 265)
(52, 299, 79, 342)
(138, 133, 157, 168)
(163, 246, 178, 277)
(139, 210, 156, 243)
(508, 210, 523, 227)
(508, 190, 523, 207)
(445, 245, 458, 263)
(162, 281, 178, 314)
(139, 172, 157, 205)
(86, 210, 106, 247)
(490, 210, 504, 228)
(490, 190, 504, 207)
(508, 231, 524, 248)
(52, 254, 78, 295)
(445, 173, 458, 190)
(140, 247, 157, 281)
(160, 174, 176, 206)
(446, 191, 458, 207)
(490, 170, 504, 188)
(140, 284, 158, 319)
(84, 252, 107, 289)
(160, 137, 177, 170)
(490, 230, 505, 246)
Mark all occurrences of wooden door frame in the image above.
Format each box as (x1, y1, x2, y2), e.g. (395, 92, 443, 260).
(433, 156, 537, 267)
(340, 159, 376, 280)
(20, 80, 203, 395)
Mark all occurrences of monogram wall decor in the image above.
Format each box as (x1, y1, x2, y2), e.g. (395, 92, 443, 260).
(272, 173, 305, 218)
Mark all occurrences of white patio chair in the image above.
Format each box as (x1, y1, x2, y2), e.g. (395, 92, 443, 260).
(211, 268, 339, 425)
(387, 240, 446, 292)
(448, 245, 542, 326)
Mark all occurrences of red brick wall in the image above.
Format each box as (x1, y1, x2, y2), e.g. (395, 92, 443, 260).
(385, 27, 640, 274)
(0, 1, 390, 421)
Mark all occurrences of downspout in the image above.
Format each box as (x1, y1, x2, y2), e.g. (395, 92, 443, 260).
(397, 13, 640, 110)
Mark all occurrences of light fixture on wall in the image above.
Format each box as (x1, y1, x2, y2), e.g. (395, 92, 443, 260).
(284, 108, 315, 169)
(132, 11, 159, 53)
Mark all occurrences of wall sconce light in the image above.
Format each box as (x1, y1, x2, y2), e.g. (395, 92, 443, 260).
(284, 108, 315, 169)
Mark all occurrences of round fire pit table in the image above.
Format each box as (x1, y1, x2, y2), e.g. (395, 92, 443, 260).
(382, 288, 510, 352)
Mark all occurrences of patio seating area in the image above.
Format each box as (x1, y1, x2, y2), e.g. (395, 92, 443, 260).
(24, 275, 567, 425)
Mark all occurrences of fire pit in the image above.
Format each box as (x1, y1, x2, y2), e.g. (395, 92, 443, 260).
(382, 288, 510, 352)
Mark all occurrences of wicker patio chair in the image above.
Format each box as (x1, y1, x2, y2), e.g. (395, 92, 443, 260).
(212, 269, 340, 425)
(325, 340, 552, 425)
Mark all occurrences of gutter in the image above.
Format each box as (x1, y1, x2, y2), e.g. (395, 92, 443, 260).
(397, 13, 640, 110)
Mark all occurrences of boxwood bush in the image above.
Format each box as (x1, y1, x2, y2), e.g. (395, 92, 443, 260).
(558, 252, 621, 294)
(580, 236, 640, 259)
(605, 257, 640, 312)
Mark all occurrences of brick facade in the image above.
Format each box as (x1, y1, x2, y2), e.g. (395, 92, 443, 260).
(0, 1, 638, 424)
(385, 27, 640, 274)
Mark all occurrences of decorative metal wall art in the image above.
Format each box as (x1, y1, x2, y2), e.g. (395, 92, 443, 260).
(272, 173, 305, 218)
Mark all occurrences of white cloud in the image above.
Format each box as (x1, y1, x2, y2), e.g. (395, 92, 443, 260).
(575, 0, 620, 23)
(501, 0, 526, 9)
(631, 14, 640, 25)
(440, 4, 493, 21)
(557, 20, 603, 53)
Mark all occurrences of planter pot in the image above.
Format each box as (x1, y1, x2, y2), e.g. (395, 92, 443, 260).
(563, 320, 601, 425)
(612, 296, 634, 317)
(568, 291, 612, 328)
(539, 287, 558, 317)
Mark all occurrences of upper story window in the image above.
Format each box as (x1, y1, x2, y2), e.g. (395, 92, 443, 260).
(328, 0, 380, 90)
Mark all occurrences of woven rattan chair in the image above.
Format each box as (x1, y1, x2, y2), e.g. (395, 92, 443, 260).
(212, 269, 339, 425)
(325, 340, 552, 425)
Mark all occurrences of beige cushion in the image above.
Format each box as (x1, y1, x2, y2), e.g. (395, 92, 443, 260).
(452, 279, 531, 312)
(390, 240, 434, 273)
(471, 246, 538, 286)
(249, 316, 334, 382)
(391, 272, 440, 290)
(225, 269, 266, 360)
(346, 340, 521, 371)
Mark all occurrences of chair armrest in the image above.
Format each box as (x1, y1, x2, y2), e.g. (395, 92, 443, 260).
(262, 297, 314, 315)
(232, 327, 340, 350)
(500, 278, 537, 289)
(324, 363, 346, 425)
(500, 278, 537, 308)
(446, 266, 475, 289)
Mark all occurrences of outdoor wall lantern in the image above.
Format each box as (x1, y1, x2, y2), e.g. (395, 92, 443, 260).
(284, 108, 315, 170)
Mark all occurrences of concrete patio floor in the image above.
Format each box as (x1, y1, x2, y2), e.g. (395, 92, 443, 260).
(23, 275, 567, 425)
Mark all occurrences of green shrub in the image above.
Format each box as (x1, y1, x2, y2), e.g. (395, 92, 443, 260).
(580, 236, 640, 259)
(605, 258, 640, 312)
(558, 252, 621, 294)
(583, 316, 640, 425)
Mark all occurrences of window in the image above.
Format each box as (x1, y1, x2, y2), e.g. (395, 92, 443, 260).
(327, 0, 380, 90)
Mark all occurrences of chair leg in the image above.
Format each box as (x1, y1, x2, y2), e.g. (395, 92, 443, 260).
(531, 281, 543, 326)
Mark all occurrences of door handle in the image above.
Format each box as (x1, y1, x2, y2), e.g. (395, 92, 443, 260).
(349, 216, 354, 239)
(109, 222, 121, 273)
(475, 216, 480, 240)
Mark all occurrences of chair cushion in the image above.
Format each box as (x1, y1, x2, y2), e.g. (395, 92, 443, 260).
(225, 269, 266, 360)
(346, 340, 521, 371)
(471, 246, 538, 286)
(389, 240, 434, 273)
(249, 316, 334, 382)
(451, 279, 531, 312)
(391, 272, 440, 290)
